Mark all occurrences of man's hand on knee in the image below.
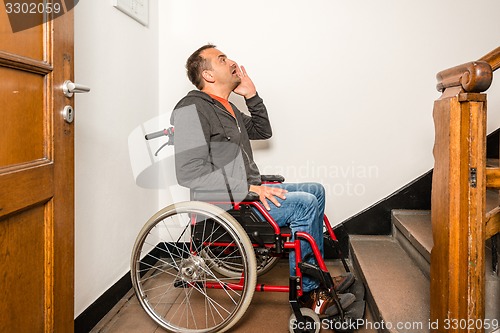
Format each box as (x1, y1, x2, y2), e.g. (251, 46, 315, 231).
(249, 185, 287, 211)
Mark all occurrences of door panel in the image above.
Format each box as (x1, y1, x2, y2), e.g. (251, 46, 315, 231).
(0, 4, 43, 60)
(0, 3, 74, 333)
(0, 67, 45, 167)
(0, 205, 46, 332)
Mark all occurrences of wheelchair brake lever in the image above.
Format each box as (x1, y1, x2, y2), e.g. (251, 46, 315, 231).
(154, 141, 170, 156)
(154, 137, 174, 156)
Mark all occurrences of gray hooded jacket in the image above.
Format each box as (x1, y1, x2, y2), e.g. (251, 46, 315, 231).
(170, 90, 272, 198)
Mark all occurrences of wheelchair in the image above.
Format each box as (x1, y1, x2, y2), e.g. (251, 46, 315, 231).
(130, 128, 364, 333)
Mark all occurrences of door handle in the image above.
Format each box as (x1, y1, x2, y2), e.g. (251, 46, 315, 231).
(63, 80, 91, 98)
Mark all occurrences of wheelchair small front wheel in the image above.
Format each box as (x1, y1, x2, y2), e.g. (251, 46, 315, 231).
(131, 201, 257, 333)
(289, 308, 321, 333)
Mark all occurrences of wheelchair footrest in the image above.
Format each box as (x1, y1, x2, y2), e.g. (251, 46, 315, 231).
(298, 261, 334, 290)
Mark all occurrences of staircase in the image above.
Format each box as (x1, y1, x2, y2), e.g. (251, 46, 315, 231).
(347, 46, 500, 333)
(350, 193, 500, 333)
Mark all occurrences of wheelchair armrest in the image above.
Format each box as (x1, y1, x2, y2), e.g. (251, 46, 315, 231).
(261, 174, 285, 183)
(244, 191, 260, 201)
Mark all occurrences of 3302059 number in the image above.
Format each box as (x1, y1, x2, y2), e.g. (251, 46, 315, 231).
(443, 318, 499, 330)
(5, 2, 62, 15)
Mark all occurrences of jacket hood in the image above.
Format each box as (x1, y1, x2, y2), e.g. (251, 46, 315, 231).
(174, 90, 214, 108)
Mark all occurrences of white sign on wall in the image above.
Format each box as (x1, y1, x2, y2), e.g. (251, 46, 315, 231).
(113, 0, 149, 26)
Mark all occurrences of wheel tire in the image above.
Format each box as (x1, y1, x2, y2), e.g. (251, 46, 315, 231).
(131, 201, 257, 333)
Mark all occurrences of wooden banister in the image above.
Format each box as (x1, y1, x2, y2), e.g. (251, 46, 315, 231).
(486, 167, 500, 188)
(430, 45, 500, 333)
(430, 91, 487, 332)
(485, 206, 500, 239)
(485, 168, 500, 238)
(479, 46, 500, 71)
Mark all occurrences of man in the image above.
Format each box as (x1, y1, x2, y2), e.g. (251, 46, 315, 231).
(171, 44, 354, 316)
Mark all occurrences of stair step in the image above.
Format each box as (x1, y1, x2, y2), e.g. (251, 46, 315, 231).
(392, 188, 498, 261)
(392, 206, 500, 275)
(350, 235, 430, 333)
(392, 210, 431, 277)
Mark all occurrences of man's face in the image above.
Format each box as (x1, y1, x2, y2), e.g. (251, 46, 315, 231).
(201, 48, 241, 89)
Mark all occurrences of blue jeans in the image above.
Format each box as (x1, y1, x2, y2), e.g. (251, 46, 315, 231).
(265, 182, 325, 293)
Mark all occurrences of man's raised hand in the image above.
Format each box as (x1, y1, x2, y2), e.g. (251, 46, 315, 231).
(233, 65, 257, 99)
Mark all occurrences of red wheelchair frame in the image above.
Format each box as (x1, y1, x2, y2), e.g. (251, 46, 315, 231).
(200, 199, 344, 296)
(191, 181, 354, 332)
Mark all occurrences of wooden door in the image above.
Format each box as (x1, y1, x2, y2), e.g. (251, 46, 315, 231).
(0, 3, 74, 333)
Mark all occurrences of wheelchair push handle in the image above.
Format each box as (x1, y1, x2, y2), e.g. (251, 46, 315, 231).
(145, 127, 174, 140)
(145, 127, 174, 156)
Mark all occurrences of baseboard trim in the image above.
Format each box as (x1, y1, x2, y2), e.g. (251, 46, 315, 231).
(74, 271, 132, 333)
(341, 170, 433, 235)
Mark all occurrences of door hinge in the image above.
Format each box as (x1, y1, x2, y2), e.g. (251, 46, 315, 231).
(470, 167, 477, 188)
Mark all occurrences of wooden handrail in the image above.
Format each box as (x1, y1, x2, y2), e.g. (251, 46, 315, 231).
(436, 61, 492, 93)
(435, 46, 500, 93)
(479, 46, 500, 71)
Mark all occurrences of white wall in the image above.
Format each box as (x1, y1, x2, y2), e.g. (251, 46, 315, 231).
(74, 0, 159, 317)
(158, 0, 500, 224)
(74, 0, 500, 318)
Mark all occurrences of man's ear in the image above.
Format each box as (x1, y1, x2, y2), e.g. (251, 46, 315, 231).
(202, 70, 215, 84)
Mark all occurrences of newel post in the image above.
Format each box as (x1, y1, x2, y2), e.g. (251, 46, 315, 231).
(430, 61, 492, 332)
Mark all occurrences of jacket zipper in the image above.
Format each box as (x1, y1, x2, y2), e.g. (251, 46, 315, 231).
(213, 103, 241, 133)
(213, 102, 252, 172)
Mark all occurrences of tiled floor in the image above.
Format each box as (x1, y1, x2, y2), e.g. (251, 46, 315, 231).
(90, 259, 376, 333)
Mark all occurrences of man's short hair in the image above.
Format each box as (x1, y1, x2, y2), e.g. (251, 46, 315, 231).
(186, 44, 216, 90)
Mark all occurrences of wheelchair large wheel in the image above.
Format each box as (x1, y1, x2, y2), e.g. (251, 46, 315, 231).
(131, 201, 257, 333)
